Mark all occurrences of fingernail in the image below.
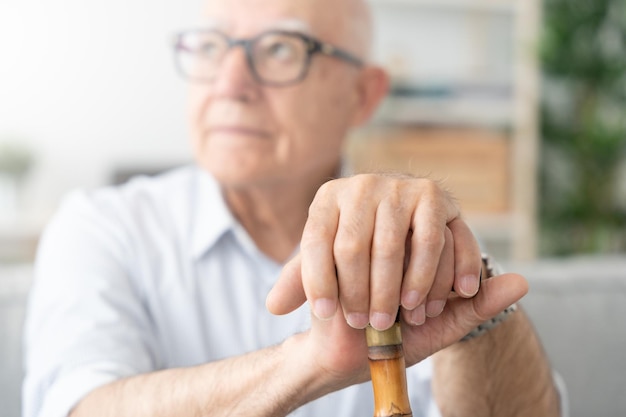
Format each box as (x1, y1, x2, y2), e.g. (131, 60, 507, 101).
(370, 312, 394, 330)
(425, 300, 446, 317)
(313, 298, 336, 320)
(459, 274, 480, 297)
(401, 290, 420, 310)
(346, 313, 369, 329)
(409, 304, 426, 325)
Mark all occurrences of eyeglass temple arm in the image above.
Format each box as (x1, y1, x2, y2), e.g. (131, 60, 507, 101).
(317, 42, 364, 67)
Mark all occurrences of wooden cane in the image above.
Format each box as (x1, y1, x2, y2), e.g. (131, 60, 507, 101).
(366, 316, 413, 417)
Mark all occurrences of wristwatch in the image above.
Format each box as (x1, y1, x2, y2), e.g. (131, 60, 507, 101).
(460, 254, 518, 342)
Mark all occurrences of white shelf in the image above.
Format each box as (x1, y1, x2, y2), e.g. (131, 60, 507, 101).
(0, 211, 48, 239)
(0, 210, 50, 262)
(369, 0, 517, 14)
(378, 96, 513, 127)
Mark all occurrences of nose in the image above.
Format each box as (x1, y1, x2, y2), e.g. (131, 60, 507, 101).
(212, 45, 259, 101)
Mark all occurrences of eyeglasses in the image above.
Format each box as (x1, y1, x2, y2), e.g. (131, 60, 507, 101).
(173, 29, 364, 87)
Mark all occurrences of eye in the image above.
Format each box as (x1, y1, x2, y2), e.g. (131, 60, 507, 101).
(256, 32, 306, 64)
(186, 31, 227, 60)
(197, 39, 222, 58)
(265, 40, 296, 61)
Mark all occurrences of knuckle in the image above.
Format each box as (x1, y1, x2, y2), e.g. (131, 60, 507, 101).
(309, 180, 341, 211)
(316, 178, 340, 196)
(339, 282, 367, 303)
(348, 174, 380, 196)
(333, 237, 366, 263)
(384, 181, 405, 208)
(419, 178, 444, 200)
(301, 222, 333, 250)
(373, 234, 404, 261)
(353, 172, 379, 184)
(417, 228, 446, 252)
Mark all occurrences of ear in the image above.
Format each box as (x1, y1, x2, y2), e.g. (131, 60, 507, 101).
(350, 65, 390, 127)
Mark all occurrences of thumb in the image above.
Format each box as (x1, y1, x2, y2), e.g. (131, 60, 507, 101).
(402, 273, 529, 363)
(444, 272, 529, 336)
(266, 253, 307, 315)
(470, 272, 529, 320)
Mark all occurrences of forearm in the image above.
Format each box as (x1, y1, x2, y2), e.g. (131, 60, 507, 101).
(70, 333, 328, 417)
(431, 307, 560, 416)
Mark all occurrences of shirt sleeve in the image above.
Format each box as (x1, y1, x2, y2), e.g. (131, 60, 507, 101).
(406, 357, 442, 417)
(554, 370, 570, 417)
(22, 190, 160, 417)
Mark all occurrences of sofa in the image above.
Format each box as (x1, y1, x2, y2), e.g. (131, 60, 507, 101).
(506, 255, 626, 417)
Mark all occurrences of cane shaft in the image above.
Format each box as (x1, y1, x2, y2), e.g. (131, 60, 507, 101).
(366, 322, 412, 417)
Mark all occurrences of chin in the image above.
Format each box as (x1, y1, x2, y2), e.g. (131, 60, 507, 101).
(204, 161, 273, 188)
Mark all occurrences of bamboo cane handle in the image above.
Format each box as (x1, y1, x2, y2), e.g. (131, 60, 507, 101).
(366, 319, 413, 417)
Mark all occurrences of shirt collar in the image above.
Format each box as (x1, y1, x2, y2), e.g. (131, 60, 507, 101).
(189, 159, 350, 261)
(190, 167, 236, 260)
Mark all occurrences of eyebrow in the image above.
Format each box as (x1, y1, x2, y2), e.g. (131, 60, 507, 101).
(263, 19, 313, 35)
(196, 18, 314, 37)
(201, 19, 227, 31)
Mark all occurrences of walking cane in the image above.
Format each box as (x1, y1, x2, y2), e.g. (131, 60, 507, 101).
(366, 315, 413, 417)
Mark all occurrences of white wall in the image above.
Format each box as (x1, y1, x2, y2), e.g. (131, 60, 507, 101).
(0, 0, 204, 217)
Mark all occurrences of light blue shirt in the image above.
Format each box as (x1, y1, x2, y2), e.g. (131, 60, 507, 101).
(23, 166, 439, 417)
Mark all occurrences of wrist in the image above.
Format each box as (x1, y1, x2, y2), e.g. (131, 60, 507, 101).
(280, 331, 340, 406)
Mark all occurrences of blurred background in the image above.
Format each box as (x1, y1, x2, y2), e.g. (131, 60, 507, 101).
(1, 0, 625, 416)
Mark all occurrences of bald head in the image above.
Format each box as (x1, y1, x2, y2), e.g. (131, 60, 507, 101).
(203, 0, 374, 60)
(333, 0, 373, 59)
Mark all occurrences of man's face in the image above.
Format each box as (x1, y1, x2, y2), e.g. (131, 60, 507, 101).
(188, 0, 367, 189)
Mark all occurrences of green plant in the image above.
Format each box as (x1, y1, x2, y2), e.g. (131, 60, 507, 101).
(0, 141, 34, 179)
(540, 0, 626, 254)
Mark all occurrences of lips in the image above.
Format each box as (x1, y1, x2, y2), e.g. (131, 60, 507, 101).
(207, 125, 273, 138)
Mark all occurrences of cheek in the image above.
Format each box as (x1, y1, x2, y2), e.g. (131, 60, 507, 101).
(270, 94, 353, 174)
(188, 85, 209, 134)
(297, 71, 358, 144)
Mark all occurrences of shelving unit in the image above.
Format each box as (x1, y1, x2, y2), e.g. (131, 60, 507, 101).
(348, 0, 540, 260)
(369, 0, 518, 14)
(0, 211, 47, 262)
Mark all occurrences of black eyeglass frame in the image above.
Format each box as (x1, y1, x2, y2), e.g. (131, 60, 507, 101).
(173, 29, 365, 87)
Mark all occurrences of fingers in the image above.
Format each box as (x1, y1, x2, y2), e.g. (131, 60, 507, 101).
(424, 226, 455, 317)
(271, 174, 488, 335)
(401, 226, 454, 325)
(300, 184, 341, 320)
(400, 180, 456, 312)
(333, 196, 375, 329)
(448, 217, 482, 297)
(368, 189, 411, 330)
(266, 254, 307, 315)
(301, 176, 410, 331)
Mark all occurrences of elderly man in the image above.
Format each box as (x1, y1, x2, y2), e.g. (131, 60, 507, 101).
(23, 0, 562, 416)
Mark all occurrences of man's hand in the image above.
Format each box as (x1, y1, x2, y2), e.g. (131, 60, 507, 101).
(267, 174, 527, 385)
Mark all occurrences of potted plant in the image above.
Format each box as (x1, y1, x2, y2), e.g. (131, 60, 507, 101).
(539, 0, 626, 254)
(0, 140, 35, 217)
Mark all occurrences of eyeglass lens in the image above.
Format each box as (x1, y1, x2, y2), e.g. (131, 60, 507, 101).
(176, 31, 310, 85)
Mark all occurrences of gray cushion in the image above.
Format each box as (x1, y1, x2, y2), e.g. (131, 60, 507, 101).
(507, 256, 626, 417)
